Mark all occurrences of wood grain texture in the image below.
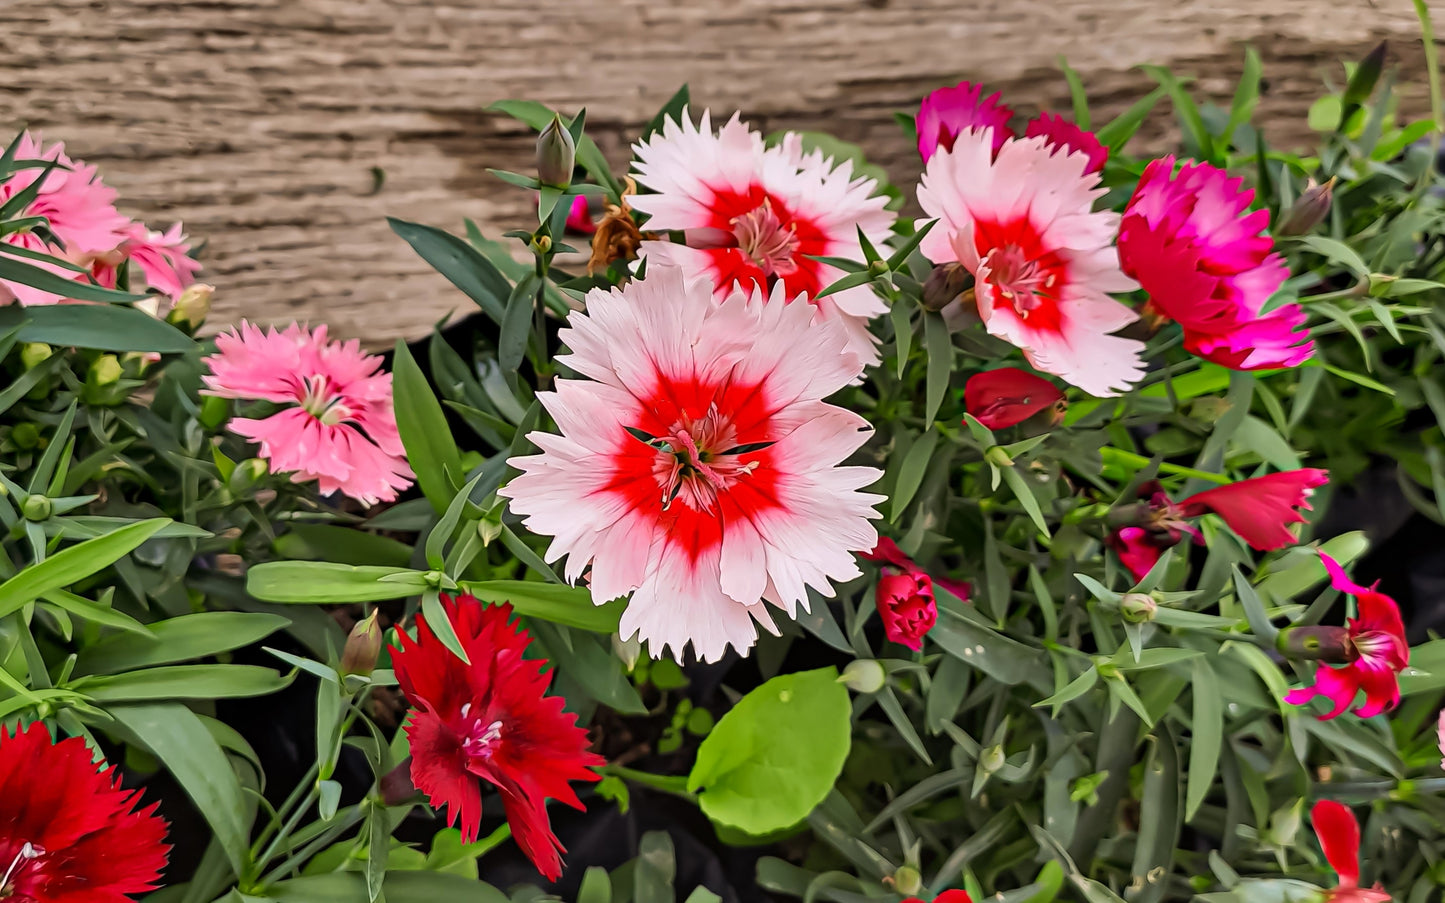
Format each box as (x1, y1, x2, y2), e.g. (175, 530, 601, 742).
(0, 0, 1434, 344)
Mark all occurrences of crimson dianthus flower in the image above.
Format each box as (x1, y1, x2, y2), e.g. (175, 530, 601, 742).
(862, 538, 970, 651)
(963, 367, 1066, 430)
(1118, 156, 1313, 370)
(0, 720, 170, 902)
(390, 594, 604, 881)
(1107, 469, 1329, 580)
(1285, 554, 1408, 720)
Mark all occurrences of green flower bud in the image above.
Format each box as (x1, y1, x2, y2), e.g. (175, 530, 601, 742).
(890, 866, 923, 897)
(227, 457, 269, 494)
(89, 354, 124, 387)
(10, 422, 40, 450)
(1368, 273, 1398, 297)
(839, 659, 886, 694)
(1120, 592, 1157, 623)
(536, 114, 576, 189)
(1276, 178, 1334, 236)
(979, 744, 1007, 774)
(19, 343, 51, 370)
(21, 495, 52, 522)
(340, 611, 383, 677)
(477, 517, 503, 546)
(168, 283, 214, 329)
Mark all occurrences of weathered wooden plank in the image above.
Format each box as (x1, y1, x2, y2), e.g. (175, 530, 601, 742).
(0, 0, 1432, 344)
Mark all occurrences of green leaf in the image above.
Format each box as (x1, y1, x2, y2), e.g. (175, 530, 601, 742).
(72, 664, 291, 701)
(0, 256, 148, 303)
(1223, 47, 1263, 147)
(392, 340, 465, 514)
(387, 218, 510, 323)
(1001, 466, 1052, 537)
(688, 667, 851, 834)
(1129, 726, 1182, 903)
(1292, 235, 1368, 276)
(498, 273, 540, 380)
(1037, 666, 1099, 715)
(0, 518, 169, 618)
(274, 524, 413, 569)
(890, 300, 913, 379)
(366, 799, 388, 903)
(1186, 659, 1223, 821)
(1141, 65, 1214, 160)
(1058, 57, 1091, 128)
(924, 311, 952, 424)
(459, 580, 626, 633)
(108, 703, 252, 874)
(559, 632, 647, 714)
(426, 472, 485, 572)
(930, 611, 1046, 687)
(41, 588, 149, 636)
(634, 831, 676, 903)
(1095, 86, 1168, 152)
(247, 562, 429, 604)
(0, 303, 192, 352)
(421, 589, 471, 665)
(75, 612, 291, 675)
(644, 85, 691, 139)
(891, 428, 939, 521)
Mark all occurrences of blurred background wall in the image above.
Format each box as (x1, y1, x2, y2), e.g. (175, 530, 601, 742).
(0, 0, 1433, 345)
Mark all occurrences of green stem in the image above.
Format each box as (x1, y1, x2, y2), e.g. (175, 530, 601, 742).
(1098, 447, 1231, 485)
(533, 236, 553, 389)
(601, 764, 696, 799)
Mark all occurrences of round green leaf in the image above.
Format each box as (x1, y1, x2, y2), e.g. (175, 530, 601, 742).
(686, 667, 851, 834)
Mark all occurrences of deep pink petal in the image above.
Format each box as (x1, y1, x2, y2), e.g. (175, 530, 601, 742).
(1310, 800, 1362, 888)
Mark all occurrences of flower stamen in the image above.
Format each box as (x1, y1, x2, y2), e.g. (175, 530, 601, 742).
(732, 199, 800, 277)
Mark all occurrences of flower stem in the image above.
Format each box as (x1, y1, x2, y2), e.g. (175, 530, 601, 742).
(601, 764, 696, 799)
(1098, 447, 1231, 485)
(532, 232, 553, 390)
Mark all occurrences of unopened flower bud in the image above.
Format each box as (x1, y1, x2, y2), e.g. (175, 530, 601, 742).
(1120, 592, 1157, 623)
(477, 518, 503, 546)
(228, 458, 269, 494)
(979, 744, 1007, 774)
(613, 632, 643, 671)
(89, 354, 123, 387)
(19, 343, 51, 370)
(536, 114, 576, 189)
(1368, 273, 1398, 297)
(21, 495, 52, 522)
(10, 422, 40, 450)
(1277, 625, 1355, 663)
(889, 866, 923, 897)
(839, 659, 886, 694)
(168, 283, 214, 329)
(921, 263, 975, 312)
(1276, 179, 1335, 236)
(340, 611, 383, 677)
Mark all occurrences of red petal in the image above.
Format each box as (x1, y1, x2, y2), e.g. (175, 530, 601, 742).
(934, 892, 976, 903)
(861, 537, 914, 570)
(964, 368, 1065, 430)
(498, 779, 566, 882)
(1024, 113, 1107, 174)
(1310, 800, 1362, 888)
(1107, 527, 1163, 582)
(405, 710, 484, 843)
(1179, 469, 1328, 550)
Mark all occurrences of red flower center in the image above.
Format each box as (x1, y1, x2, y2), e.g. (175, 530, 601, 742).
(605, 371, 784, 563)
(974, 217, 1069, 332)
(458, 703, 503, 760)
(1351, 629, 1408, 672)
(731, 199, 801, 278)
(649, 405, 763, 514)
(704, 186, 829, 301)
